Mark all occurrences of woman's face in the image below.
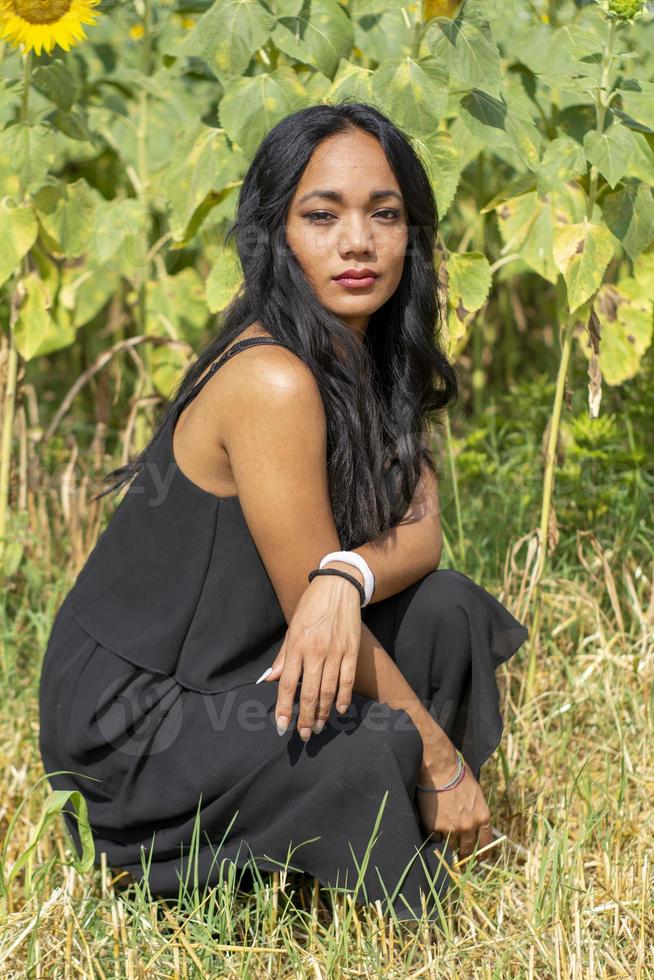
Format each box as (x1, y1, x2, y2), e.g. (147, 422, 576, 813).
(285, 128, 409, 341)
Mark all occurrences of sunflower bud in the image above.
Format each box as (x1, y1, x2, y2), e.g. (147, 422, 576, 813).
(607, 0, 644, 19)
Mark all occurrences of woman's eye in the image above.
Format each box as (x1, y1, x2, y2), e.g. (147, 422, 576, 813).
(305, 209, 400, 223)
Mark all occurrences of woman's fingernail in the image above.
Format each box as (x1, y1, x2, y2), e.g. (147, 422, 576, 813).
(300, 727, 312, 741)
(256, 666, 273, 684)
(276, 716, 288, 735)
(337, 703, 348, 714)
(313, 720, 325, 734)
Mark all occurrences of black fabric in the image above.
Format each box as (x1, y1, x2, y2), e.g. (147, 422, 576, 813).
(38, 336, 529, 921)
(66, 337, 291, 693)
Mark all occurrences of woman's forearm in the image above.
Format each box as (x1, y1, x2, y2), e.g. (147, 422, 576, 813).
(352, 621, 458, 778)
(321, 461, 449, 768)
(321, 513, 440, 607)
(350, 514, 442, 603)
(349, 459, 443, 603)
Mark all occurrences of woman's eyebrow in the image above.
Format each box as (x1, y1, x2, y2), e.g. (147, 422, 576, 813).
(297, 189, 404, 205)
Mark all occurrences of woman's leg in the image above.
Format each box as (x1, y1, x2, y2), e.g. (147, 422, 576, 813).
(361, 568, 528, 782)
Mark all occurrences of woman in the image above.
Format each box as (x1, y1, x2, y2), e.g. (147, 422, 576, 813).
(38, 102, 528, 922)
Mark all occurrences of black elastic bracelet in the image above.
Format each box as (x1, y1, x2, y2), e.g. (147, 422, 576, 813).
(308, 567, 365, 606)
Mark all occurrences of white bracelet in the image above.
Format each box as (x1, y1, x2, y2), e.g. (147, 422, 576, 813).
(319, 551, 375, 607)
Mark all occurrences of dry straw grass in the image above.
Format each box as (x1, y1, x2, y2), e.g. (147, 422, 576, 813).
(1, 445, 653, 977)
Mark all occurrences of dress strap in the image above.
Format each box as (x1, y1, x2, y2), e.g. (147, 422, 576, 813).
(178, 336, 286, 413)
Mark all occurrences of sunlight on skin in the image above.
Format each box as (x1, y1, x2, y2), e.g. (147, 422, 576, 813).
(285, 128, 409, 344)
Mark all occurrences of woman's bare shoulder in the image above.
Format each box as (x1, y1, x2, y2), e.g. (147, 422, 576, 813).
(217, 326, 317, 397)
(208, 327, 321, 441)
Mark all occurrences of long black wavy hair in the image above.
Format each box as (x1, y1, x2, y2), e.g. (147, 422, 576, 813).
(93, 101, 458, 550)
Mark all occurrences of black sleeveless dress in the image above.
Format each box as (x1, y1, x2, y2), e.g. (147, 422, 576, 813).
(38, 336, 529, 921)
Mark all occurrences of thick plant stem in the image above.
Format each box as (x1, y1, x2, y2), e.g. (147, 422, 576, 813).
(134, 0, 154, 454)
(0, 309, 19, 572)
(443, 413, 465, 566)
(523, 322, 574, 706)
(524, 21, 618, 704)
(0, 50, 31, 574)
(587, 19, 617, 219)
(531, 20, 617, 578)
(522, 582, 542, 710)
(410, 5, 424, 59)
(536, 319, 573, 585)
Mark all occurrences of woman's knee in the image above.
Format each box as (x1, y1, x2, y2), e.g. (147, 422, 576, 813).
(407, 568, 474, 635)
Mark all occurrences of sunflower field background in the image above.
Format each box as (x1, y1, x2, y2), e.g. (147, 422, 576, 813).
(1, 0, 653, 975)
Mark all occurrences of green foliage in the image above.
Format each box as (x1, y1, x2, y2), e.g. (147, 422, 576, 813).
(0, 0, 652, 406)
(445, 362, 654, 568)
(1, 780, 95, 902)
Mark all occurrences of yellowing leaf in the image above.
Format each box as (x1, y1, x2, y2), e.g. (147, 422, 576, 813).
(0, 198, 38, 288)
(591, 278, 653, 385)
(444, 251, 492, 358)
(14, 272, 75, 361)
(553, 221, 615, 312)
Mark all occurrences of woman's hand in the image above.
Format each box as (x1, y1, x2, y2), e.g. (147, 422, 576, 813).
(416, 752, 494, 860)
(259, 571, 363, 741)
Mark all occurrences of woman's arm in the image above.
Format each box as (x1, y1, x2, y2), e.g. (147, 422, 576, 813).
(354, 620, 458, 777)
(214, 348, 490, 849)
(212, 344, 455, 772)
(349, 456, 443, 604)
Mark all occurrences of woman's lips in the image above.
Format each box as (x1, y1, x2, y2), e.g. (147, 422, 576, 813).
(332, 275, 377, 288)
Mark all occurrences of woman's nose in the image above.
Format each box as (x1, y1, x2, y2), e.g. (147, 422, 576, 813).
(338, 216, 374, 253)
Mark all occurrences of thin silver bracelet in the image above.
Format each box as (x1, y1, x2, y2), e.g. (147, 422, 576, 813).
(416, 750, 465, 793)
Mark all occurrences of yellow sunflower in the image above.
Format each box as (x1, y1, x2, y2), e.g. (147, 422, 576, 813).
(0, 0, 102, 56)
